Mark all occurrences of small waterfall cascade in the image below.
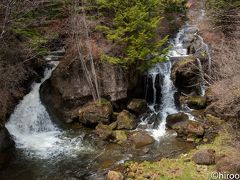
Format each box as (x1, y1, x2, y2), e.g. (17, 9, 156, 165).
(6, 50, 90, 159)
(143, 25, 210, 139)
(146, 62, 178, 139)
(196, 58, 206, 96)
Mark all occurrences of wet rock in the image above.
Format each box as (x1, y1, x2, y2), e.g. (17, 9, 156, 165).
(95, 123, 113, 140)
(127, 99, 147, 114)
(172, 120, 205, 138)
(216, 155, 240, 174)
(130, 131, 154, 148)
(113, 130, 127, 144)
(116, 110, 136, 130)
(166, 112, 189, 128)
(107, 170, 124, 180)
(187, 96, 207, 109)
(0, 124, 15, 169)
(79, 99, 113, 126)
(192, 149, 215, 165)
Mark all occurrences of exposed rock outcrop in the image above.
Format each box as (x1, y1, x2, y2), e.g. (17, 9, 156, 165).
(40, 60, 141, 124)
(171, 56, 202, 95)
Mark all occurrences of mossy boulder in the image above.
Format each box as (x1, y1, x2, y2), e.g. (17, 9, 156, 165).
(172, 120, 205, 139)
(127, 99, 147, 114)
(107, 170, 124, 180)
(192, 149, 215, 165)
(95, 123, 113, 140)
(130, 131, 154, 148)
(113, 130, 127, 144)
(187, 96, 207, 109)
(166, 112, 189, 128)
(79, 99, 113, 126)
(116, 110, 136, 130)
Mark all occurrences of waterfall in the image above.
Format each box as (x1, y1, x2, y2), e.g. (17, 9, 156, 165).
(148, 62, 178, 139)
(144, 25, 204, 139)
(6, 54, 90, 159)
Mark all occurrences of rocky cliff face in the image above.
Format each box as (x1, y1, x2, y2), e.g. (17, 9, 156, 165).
(40, 59, 141, 123)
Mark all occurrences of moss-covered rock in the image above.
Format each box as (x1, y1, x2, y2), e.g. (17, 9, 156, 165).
(95, 123, 113, 140)
(127, 99, 147, 114)
(79, 99, 113, 126)
(187, 96, 207, 109)
(116, 110, 136, 130)
(113, 130, 127, 144)
(166, 112, 189, 128)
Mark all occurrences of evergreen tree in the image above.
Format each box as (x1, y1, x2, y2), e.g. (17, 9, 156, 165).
(96, 0, 169, 70)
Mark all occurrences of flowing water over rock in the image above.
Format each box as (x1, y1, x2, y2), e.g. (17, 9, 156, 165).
(142, 24, 210, 139)
(0, 25, 211, 179)
(5, 56, 92, 159)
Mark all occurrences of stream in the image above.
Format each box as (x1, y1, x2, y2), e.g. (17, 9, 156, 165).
(0, 24, 210, 179)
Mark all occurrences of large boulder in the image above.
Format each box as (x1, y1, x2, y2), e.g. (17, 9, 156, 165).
(127, 99, 147, 114)
(107, 171, 124, 180)
(129, 131, 154, 148)
(171, 56, 202, 94)
(192, 149, 215, 165)
(79, 99, 113, 126)
(116, 110, 136, 130)
(166, 112, 189, 128)
(172, 120, 205, 138)
(0, 125, 15, 169)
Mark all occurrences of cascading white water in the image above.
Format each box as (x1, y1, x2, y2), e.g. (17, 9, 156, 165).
(148, 62, 178, 139)
(145, 25, 201, 139)
(6, 56, 91, 159)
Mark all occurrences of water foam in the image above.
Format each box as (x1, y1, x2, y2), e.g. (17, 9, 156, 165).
(6, 58, 92, 159)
